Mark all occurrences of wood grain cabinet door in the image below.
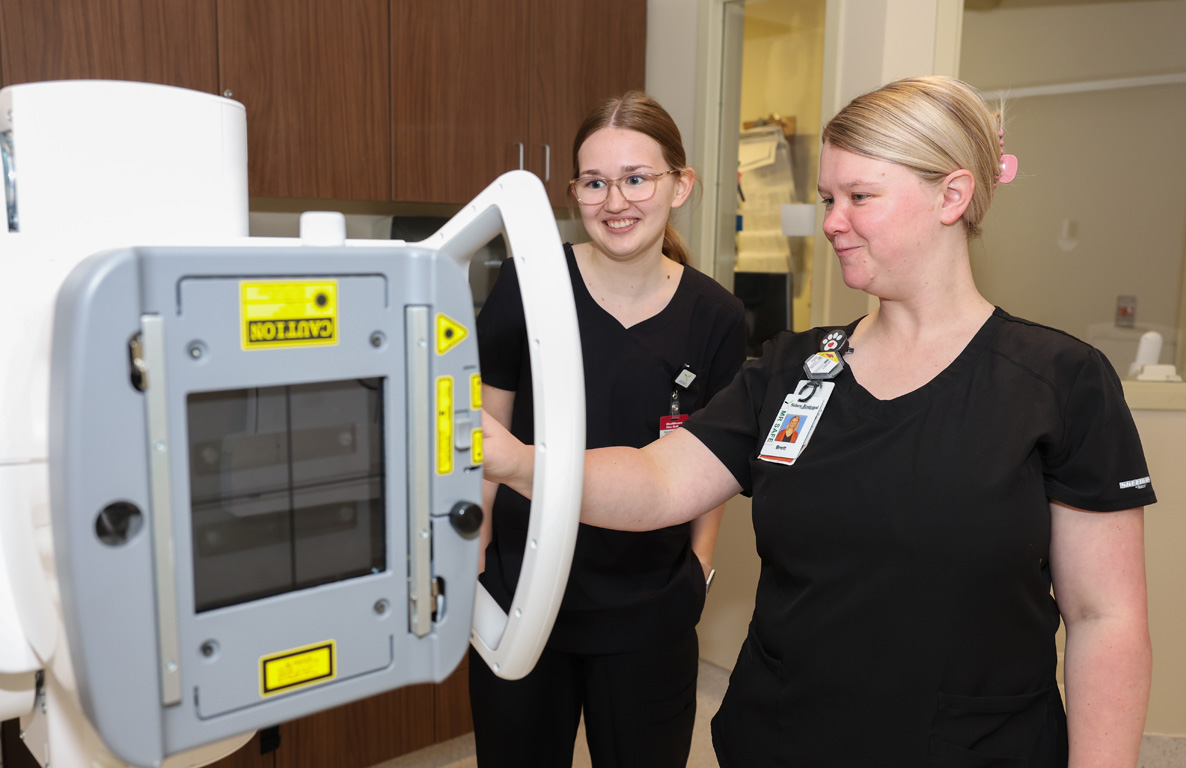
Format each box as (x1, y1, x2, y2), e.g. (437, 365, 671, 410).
(272, 683, 436, 768)
(389, 0, 645, 206)
(0, 0, 218, 92)
(390, 0, 530, 205)
(217, 0, 390, 200)
(528, 0, 647, 207)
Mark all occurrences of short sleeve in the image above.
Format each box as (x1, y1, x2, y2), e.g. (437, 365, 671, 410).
(704, 310, 747, 403)
(476, 258, 526, 392)
(683, 351, 775, 496)
(1042, 347, 1156, 511)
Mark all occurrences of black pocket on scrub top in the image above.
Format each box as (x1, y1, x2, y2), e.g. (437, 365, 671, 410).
(711, 632, 787, 767)
(928, 687, 1054, 767)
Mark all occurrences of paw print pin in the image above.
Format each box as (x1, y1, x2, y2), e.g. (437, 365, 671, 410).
(820, 330, 847, 353)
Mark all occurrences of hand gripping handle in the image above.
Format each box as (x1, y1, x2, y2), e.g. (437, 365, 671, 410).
(420, 171, 584, 680)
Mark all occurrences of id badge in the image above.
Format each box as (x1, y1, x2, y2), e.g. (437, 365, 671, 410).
(758, 381, 834, 465)
(659, 414, 689, 438)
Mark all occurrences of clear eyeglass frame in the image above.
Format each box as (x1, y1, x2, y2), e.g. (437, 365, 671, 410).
(569, 169, 681, 206)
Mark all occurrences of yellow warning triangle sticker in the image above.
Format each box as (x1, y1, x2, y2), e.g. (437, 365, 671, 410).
(436, 313, 469, 355)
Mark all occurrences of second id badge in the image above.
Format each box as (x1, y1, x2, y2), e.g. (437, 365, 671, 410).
(758, 381, 834, 466)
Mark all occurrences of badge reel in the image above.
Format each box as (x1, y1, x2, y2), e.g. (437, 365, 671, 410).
(659, 363, 697, 438)
(758, 330, 850, 466)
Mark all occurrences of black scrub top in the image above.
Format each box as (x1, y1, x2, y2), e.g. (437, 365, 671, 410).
(478, 243, 746, 653)
(683, 308, 1156, 767)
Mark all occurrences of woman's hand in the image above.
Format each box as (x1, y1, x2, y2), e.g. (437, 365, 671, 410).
(480, 407, 533, 497)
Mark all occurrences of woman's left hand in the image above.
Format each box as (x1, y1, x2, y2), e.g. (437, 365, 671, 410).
(480, 408, 533, 495)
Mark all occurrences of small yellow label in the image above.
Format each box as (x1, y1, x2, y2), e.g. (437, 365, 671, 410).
(241, 281, 338, 350)
(472, 428, 483, 465)
(437, 376, 454, 475)
(470, 373, 482, 410)
(436, 314, 468, 355)
(260, 640, 336, 697)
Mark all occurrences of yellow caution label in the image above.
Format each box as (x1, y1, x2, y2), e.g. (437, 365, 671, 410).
(241, 281, 338, 350)
(471, 373, 482, 410)
(260, 640, 336, 697)
(472, 428, 483, 465)
(436, 314, 468, 355)
(437, 376, 454, 475)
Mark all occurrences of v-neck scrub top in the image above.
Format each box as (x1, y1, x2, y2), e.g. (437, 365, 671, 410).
(683, 309, 1156, 767)
(477, 243, 746, 653)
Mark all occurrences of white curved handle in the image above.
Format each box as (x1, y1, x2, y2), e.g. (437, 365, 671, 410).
(420, 170, 584, 680)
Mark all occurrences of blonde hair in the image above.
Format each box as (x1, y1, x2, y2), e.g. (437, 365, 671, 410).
(821, 76, 1006, 238)
(571, 91, 691, 264)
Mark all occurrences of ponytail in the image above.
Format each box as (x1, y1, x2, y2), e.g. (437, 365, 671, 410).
(662, 223, 689, 265)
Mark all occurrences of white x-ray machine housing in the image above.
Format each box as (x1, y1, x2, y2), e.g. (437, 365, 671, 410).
(0, 80, 583, 768)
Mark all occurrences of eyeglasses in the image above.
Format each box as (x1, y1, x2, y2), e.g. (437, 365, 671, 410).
(569, 170, 681, 206)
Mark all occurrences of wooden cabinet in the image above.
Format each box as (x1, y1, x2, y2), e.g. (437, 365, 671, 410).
(391, 0, 647, 205)
(389, 0, 530, 205)
(216, 0, 390, 201)
(527, 0, 648, 205)
(204, 658, 472, 768)
(271, 683, 436, 768)
(0, 0, 218, 92)
(0, 0, 644, 205)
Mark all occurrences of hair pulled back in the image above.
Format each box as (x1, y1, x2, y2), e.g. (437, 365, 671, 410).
(571, 91, 691, 264)
(821, 76, 1005, 238)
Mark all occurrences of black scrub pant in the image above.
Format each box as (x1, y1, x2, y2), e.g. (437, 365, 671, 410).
(467, 628, 699, 768)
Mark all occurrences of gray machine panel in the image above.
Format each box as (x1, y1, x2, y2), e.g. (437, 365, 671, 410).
(48, 245, 483, 766)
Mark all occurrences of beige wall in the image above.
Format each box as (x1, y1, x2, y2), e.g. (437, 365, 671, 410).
(1129, 408, 1186, 736)
(699, 494, 758, 671)
(961, 0, 1186, 373)
(960, 0, 1186, 89)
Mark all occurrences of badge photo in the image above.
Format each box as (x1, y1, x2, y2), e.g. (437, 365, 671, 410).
(758, 382, 834, 466)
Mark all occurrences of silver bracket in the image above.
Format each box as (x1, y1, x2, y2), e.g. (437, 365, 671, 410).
(142, 315, 182, 706)
(405, 306, 433, 637)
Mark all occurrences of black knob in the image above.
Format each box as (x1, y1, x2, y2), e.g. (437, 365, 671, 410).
(449, 501, 483, 538)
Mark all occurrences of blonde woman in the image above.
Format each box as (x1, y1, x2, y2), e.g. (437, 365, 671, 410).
(484, 77, 1153, 767)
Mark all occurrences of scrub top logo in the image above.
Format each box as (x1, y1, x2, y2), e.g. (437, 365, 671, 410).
(241, 280, 339, 350)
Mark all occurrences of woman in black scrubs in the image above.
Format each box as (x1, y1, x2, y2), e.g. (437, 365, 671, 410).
(469, 92, 746, 766)
(483, 76, 1154, 767)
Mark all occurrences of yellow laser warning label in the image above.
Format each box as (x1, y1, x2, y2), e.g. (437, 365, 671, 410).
(436, 314, 468, 355)
(471, 373, 482, 410)
(437, 376, 454, 475)
(472, 428, 483, 465)
(260, 640, 336, 697)
(241, 280, 338, 350)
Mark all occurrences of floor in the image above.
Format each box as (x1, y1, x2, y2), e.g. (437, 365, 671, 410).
(371, 659, 1185, 768)
(372, 660, 730, 768)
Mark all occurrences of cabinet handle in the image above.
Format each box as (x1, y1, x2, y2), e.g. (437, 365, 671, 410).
(515, 142, 524, 171)
(223, 89, 234, 98)
(542, 144, 551, 183)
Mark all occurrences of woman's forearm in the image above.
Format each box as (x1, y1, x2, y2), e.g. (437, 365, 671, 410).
(481, 410, 740, 532)
(1063, 616, 1151, 767)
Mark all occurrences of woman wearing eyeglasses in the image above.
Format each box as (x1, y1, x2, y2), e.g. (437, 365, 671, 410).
(469, 92, 746, 766)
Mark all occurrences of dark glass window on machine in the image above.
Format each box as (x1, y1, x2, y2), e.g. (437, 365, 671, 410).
(187, 378, 386, 613)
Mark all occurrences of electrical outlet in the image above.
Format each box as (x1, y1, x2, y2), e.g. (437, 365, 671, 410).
(1116, 295, 1137, 328)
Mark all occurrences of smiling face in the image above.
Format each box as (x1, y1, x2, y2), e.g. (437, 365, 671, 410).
(574, 127, 691, 262)
(817, 142, 952, 299)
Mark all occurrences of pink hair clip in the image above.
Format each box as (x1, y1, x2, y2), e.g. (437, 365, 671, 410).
(998, 154, 1019, 184)
(995, 130, 1018, 184)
